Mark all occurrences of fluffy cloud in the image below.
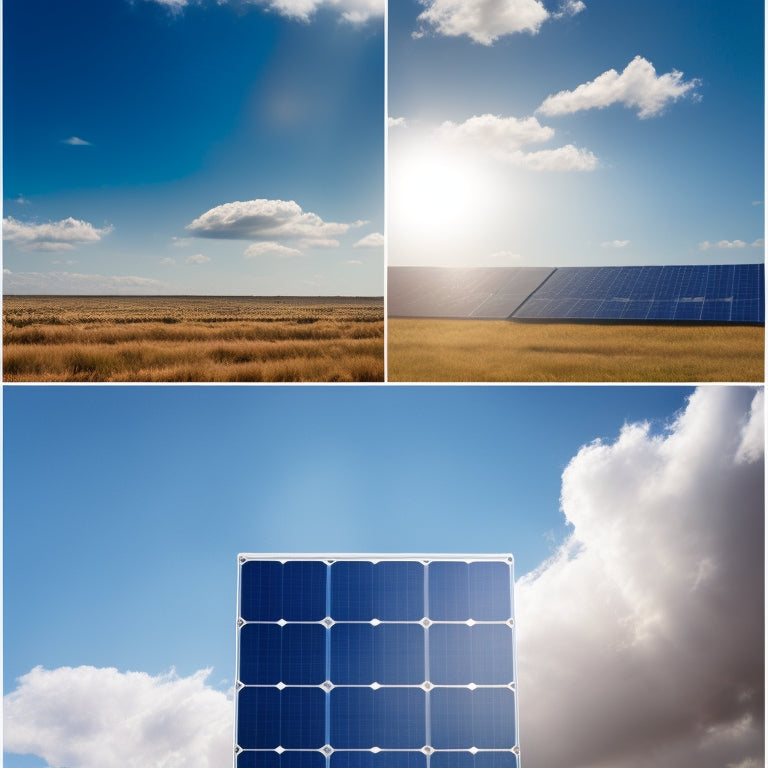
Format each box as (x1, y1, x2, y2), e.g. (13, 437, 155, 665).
(187, 199, 363, 249)
(436, 114, 597, 170)
(602, 239, 630, 248)
(185, 253, 211, 264)
(4, 666, 232, 768)
(552, 0, 585, 18)
(517, 386, 764, 768)
(353, 232, 384, 248)
(699, 239, 763, 250)
(146, 0, 382, 22)
(244, 241, 303, 258)
(538, 55, 701, 118)
(415, 0, 549, 44)
(2, 270, 166, 294)
(2, 216, 113, 252)
(388, 116, 408, 128)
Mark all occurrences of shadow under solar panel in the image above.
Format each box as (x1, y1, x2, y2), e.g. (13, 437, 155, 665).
(235, 555, 520, 768)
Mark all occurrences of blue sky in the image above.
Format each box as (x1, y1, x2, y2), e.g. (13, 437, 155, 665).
(3, 0, 384, 295)
(388, 0, 764, 267)
(2, 384, 763, 768)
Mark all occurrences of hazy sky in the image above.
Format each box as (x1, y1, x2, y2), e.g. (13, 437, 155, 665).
(3, 0, 384, 295)
(3, 384, 763, 768)
(388, 0, 764, 268)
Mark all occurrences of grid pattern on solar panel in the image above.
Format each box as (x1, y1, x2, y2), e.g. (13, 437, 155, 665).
(511, 264, 764, 322)
(235, 557, 519, 768)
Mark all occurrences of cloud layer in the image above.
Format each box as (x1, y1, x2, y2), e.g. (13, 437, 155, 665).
(3, 216, 113, 252)
(4, 666, 232, 768)
(436, 113, 597, 171)
(186, 199, 362, 249)
(538, 55, 701, 118)
(3, 269, 166, 294)
(517, 386, 764, 768)
(415, 0, 575, 45)
(699, 239, 764, 250)
(147, 0, 383, 22)
(353, 232, 385, 248)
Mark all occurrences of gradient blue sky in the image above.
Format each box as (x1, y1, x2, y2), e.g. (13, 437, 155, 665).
(3, 0, 384, 295)
(3, 384, 764, 768)
(388, 0, 764, 267)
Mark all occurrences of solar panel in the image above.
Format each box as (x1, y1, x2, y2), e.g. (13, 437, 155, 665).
(511, 264, 765, 322)
(235, 555, 520, 768)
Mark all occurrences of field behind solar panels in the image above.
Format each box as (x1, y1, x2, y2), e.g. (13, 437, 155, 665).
(387, 320, 764, 382)
(3, 295, 384, 382)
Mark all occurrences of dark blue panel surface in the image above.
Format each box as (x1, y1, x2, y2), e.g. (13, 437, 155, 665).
(238, 687, 281, 749)
(430, 625, 514, 685)
(428, 561, 469, 621)
(283, 561, 327, 622)
(239, 623, 283, 684)
(429, 562, 511, 621)
(241, 560, 327, 622)
(241, 560, 283, 622)
(332, 561, 374, 621)
(430, 689, 516, 749)
(431, 754, 518, 768)
(280, 688, 326, 749)
(331, 688, 426, 749)
(238, 753, 326, 768)
(240, 624, 326, 685)
(331, 752, 427, 768)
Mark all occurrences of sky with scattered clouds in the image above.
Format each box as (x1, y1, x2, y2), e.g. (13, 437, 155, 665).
(3, 384, 763, 768)
(3, 0, 384, 295)
(388, 0, 764, 267)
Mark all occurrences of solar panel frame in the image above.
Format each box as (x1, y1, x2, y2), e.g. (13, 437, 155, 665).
(235, 554, 520, 768)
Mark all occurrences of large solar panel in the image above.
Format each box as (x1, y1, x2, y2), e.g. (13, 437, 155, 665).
(511, 264, 765, 322)
(387, 265, 764, 323)
(235, 555, 520, 768)
(387, 267, 554, 319)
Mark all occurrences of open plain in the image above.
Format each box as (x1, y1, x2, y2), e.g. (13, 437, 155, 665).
(388, 319, 764, 382)
(4, 295, 384, 382)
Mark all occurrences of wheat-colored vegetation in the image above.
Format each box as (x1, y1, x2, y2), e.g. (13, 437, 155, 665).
(4, 296, 384, 382)
(388, 319, 764, 382)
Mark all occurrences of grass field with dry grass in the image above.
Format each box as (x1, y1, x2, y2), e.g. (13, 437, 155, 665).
(4, 295, 383, 382)
(388, 319, 764, 382)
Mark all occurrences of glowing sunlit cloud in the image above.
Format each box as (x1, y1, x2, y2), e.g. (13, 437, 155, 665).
(415, 0, 549, 45)
(2, 216, 112, 252)
(353, 232, 384, 248)
(538, 55, 701, 119)
(244, 242, 303, 258)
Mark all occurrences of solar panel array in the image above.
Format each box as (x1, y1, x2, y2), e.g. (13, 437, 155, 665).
(235, 555, 520, 768)
(387, 264, 764, 323)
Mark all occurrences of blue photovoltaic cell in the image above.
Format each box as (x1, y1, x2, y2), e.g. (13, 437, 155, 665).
(512, 264, 764, 322)
(236, 556, 518, 767)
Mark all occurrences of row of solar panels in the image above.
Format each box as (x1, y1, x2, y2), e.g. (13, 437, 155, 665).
(387, 264, 765, 322)
(237, 753, 520, 768)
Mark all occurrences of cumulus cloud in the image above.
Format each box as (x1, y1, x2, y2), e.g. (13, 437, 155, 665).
(186, 199, 362, 249)
(243, 241, 303, 258)
(415, 0, 549, 44)
(62, 136, 92, 146)
(552, 0, 585, 17)
(3, 270, 166, 295)
(147, 0, 382, 22)
(185, 253, 211, 264)
(538, 55, 701, 118)
(435, 114, 597, 171)
(388, 116, 408, 128)
(353, 232, 384, 248)
(3, 216, 113, 252)
(517, 386, 764, 768)
(699, 239, 763, 250)
(602, 239, 630, 248)
(4, 666, 232, 768)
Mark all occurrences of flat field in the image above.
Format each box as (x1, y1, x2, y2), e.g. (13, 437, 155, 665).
(388, 319, 764, 382)
(4, 295, 384, 382)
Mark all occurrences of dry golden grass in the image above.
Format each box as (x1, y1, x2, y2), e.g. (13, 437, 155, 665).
(4, 296, 384, 382)
(387, 319, 765, 382)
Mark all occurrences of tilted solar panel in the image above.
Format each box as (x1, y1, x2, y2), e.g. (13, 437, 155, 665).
(235, 555, 520, 768)
(511, 264, 764, 322)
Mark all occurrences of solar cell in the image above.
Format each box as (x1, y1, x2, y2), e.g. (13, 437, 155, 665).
(235, 555, 519, 768)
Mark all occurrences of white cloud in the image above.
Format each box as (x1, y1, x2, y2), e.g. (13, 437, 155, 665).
(148, 0, 382, 22)
(243, 241, 303, 258)
(538, 55, 701, 119)
(3, 216, 113, 252)
(2, 270, 166, 295)
(552, 0, 585, 18)
(517, 386, 764, 768)
(602, 239, 630, 248)
(4, 666, 232, 768)
(415, 0, 549, 45)
(353, 232, 384, 248)
(185, 253, 211, 264)
(435, 114, 597, 171)
(699, 239, 763, 250)
(187, 199, 359, 249)
(388, 116, 408, 128)
(62, 136, 92, 146)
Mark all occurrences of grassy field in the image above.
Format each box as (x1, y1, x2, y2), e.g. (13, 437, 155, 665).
(4, 295, 384, 382)
(388, 319, 764, 382)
